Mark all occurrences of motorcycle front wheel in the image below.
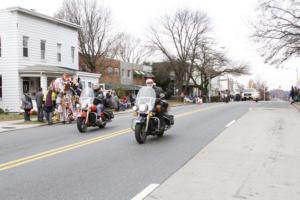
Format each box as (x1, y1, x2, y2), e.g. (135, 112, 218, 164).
(77, 117, 87, 133)
(135, 123, 147, 144)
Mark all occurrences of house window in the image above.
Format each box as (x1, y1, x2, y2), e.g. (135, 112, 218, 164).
(0, 75, 2, 98)
(41, 40, 46, 60)
(122, 69, 125, 77)
(71, 46, 75, 63)
(23, 36, 29, 57)
(0, 36, 2, 57)
(114, 68, 119, 75)
(127, 70, 131, 78)
(57, 43, 62, 62)
(108, 67, 113, 74)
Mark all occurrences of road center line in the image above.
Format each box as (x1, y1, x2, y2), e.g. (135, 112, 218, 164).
(0, 128, 131, 171)
(131, 184, 159, 200)
(225, 120, 236, 128)
(0, 104, 225, 171)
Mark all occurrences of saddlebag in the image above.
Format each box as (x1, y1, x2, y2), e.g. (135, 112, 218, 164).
(164, 114, 174, 125)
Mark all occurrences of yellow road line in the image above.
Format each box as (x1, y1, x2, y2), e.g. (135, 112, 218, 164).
(0, 128, 131, 171)
(0, 104, 222, 171)
(175, 104, 220, 118)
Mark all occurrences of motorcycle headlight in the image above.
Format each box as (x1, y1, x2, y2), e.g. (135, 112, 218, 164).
(132, 106, 138, 112)
(81, 103, 88, 110)
(139, 104, 148, 112)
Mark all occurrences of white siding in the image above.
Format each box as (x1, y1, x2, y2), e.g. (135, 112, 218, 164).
(77, 72, 100, 91)
(0, 9, 79, 112)
(17, 13, 78, 70)
(0, 11, 21, 111)
(120, 61, 133, 85)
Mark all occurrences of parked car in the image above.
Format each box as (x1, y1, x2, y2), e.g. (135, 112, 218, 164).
(241, 88, 260, 101)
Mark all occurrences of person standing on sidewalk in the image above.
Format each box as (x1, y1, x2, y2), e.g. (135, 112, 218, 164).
(43, 87, 56, 125)
(35, 88, 44, 122)
(20, 93, 33, 122)
(290, 86, 295, 104)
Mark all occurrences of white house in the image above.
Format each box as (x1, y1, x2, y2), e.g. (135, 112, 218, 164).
(0, 7, 80, 112)
(77, 71, 101, 91)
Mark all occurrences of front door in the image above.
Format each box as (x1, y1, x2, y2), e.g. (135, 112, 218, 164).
(23, 80, 30, 94)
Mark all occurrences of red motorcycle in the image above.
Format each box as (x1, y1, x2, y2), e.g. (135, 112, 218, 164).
(76, 88, 113, 133)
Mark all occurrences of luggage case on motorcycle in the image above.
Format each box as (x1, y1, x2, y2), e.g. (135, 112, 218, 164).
(164, 114, 174, 125)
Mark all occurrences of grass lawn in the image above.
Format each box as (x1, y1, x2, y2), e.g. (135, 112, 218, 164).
(0, 113, 37, 122)
(0, 113, 24, 121)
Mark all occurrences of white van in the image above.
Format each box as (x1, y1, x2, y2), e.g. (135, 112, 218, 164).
(242, 88, 260, 101)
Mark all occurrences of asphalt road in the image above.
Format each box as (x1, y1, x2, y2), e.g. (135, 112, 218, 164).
(0, 102, 258, 200)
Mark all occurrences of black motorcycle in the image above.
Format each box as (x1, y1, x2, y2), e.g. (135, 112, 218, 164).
(131, 86, 174, 144)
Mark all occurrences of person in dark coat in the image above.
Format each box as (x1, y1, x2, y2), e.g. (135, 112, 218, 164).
(35, 88, 44, 122)
(290, 86, 295, 104)
(21, 93, 33, 122)
(43, 87, 57, 125)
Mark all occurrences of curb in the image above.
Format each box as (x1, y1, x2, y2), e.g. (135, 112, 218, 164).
(0, 103, 190, 133)
(293, 102, 300, 112)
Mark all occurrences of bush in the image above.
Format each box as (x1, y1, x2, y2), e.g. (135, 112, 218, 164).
(0, 108, 4, 114)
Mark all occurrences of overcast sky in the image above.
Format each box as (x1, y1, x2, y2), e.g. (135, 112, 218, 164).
(1, 0, 299, 90)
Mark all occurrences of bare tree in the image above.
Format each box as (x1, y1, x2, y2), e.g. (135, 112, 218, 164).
(55, 0, 117, 72)
(251, 78, 270, 100)
(253, 0, 300, 65)
(190, 42, 249, 97)
(148, 9, 211, 94)
(113, 33, 153, 64)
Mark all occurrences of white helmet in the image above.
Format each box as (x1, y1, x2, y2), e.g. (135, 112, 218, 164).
(146, 78, 154, 87)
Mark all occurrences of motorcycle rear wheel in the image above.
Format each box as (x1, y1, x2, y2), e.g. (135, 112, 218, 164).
(77, 117, 87, 133)
(135, 124, 147, 144)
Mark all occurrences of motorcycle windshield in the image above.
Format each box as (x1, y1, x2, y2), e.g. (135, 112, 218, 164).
(80, 87, 94, 105)
(136, 86, 156, 110)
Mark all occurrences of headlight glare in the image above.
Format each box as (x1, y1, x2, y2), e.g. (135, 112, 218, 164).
(139, 104, 148, 112)
(132, 106, 138, 112)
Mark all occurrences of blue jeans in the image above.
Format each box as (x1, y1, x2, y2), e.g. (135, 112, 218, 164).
(43, 106, 53, 125)
(37, 106, 44, 121)
(96, 104, 104, 115)
(24, 109, 31, 121)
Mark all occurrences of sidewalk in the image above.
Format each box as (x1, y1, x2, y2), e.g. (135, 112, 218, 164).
(0, 109, 132, 133)
(145, 103, 300, 200)
(0, 118, 44, 133)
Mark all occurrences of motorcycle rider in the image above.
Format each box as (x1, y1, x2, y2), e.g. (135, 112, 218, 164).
(93, 84, 113, 121)
(146, 78, 161, 98)
(145, 79, 168, 131)
(92, 84, 105, 116)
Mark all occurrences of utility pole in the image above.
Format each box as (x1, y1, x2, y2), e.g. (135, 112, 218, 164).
(208, 76, 211, 103)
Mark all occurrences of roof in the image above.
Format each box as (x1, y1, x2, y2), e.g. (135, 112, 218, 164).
(77, 71, 101, 79)
(2, 7, 81, 30)
(105, 83, 141, 91)
(19, 65, 77, 75)
(133, 70, 154, 78)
